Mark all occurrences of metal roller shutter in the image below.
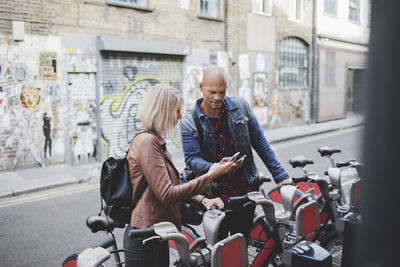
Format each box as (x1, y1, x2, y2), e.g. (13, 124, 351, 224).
(100, 52, 183, 159)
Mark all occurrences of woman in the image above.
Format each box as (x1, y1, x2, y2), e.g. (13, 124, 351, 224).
(123, 83, 236, 267)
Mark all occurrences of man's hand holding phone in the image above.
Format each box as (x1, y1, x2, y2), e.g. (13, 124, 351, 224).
(230, 153, 246, 174)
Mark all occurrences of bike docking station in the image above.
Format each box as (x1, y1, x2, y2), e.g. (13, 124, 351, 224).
(277, 185, 332, 267)
(335, 179, 362, 267)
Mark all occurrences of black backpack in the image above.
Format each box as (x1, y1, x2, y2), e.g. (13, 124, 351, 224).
(99, 131, 148, 225)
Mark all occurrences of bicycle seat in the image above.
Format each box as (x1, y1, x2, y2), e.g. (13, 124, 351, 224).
(318, 146, 341, 157)
(86, 215, 123, 233)
(289, 155, 314, 168)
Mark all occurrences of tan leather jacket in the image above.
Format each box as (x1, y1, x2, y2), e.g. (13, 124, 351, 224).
(127, 131, 211, 230)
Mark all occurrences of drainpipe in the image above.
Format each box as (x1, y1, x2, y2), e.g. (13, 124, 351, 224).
(224, 0, 228, 52)
(311, 0, 318, 123)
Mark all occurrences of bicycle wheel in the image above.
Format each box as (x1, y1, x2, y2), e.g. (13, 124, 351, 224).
(320, 232, 342, 267)
(247, 219, 280, 267)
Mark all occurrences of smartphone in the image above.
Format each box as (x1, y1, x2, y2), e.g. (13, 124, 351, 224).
(235, 154, 246, 164)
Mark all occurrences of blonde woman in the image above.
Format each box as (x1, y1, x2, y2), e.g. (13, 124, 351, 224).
(123, 83, 236, 267)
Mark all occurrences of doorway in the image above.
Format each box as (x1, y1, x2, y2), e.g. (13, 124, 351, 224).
(347, 68, 365, 113)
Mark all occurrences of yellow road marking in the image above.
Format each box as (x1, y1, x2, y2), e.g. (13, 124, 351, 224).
(0, 183, 99, 208)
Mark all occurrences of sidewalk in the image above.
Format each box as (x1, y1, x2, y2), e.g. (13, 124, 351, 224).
(0, 114, 364, 199)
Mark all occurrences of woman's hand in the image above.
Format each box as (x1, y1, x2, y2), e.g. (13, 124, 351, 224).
(207, 152, 239, 180)
(201, 197, 224, 210)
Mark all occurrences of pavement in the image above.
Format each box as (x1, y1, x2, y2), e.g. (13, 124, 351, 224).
(0, 113, 364, 200)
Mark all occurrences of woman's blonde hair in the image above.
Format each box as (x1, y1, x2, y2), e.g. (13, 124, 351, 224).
(138, 83, 183, 136)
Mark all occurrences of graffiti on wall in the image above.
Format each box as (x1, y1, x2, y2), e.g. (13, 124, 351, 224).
(65, 47, 97, 72)
(253, 72, 268, 107)
(11, 108, 45, 168)
(0, 34, 63, 170)
(100, 77, 162, 158)
(184, 66, 203, 111)
(268, 89, 310, 128)
(67, 73, 97, 164)
(99, 54, 184, 158)
(42, 112, 52, 160)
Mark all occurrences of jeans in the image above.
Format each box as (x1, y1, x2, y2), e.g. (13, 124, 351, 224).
(123, 225, 169, 267)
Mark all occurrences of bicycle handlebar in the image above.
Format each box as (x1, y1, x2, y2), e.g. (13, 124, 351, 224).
(336, 160, 361, 168)
(336, 162, 351, 168)
(292, 176, 310, 183)
(128, 226, 156, 239)
(228, 195, 250, 208)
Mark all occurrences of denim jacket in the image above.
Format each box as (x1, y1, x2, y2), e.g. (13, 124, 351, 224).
(179, 96, 289, 184)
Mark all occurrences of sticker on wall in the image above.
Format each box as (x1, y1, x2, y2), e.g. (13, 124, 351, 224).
(39, 52, 57, 80)
(253, 72, 268, 107)
(20, 85, 41, 109)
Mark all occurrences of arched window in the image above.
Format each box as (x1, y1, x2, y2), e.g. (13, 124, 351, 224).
(277, 37, 309, 88)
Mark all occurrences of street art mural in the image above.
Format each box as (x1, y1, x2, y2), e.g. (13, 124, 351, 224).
(42, 112, 52, 160)
(100, 77, 162, 158)
(99, 53, 184, 158)
(11, 109, 45, 168)
(0, 34, 64, 170)
(184, 66, 203, 111)
(67, 72, 97, 164)
(267, 89, 310, 128)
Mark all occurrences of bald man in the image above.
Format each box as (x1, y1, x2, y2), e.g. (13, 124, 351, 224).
(180, 65, 292, 208)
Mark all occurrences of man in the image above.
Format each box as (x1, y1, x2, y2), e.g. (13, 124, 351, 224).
(180, 65, 292, 207)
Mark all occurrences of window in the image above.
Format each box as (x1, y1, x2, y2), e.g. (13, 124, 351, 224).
(349, 0, 360, 23)
(252, 0, 272, 16)
(324, 0, 337, 16)
(289, 0, 303, 21)
(200, 0, 220, 18)
(107, 0, 148, 8)
(278, 37, 309, 88)
(324, 50, 336, 86)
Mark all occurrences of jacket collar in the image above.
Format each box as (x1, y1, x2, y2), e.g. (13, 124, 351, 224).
(195, 96, 238, 118)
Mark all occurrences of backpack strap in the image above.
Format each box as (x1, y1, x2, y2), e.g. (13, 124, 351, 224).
(125, 130, 151, 158)
(126, 130, 152, 209)
(191, 109, 204, 148)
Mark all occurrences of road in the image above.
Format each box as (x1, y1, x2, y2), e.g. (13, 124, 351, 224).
(0, 127, 363, 267)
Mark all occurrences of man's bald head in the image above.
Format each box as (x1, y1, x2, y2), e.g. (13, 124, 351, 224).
(202, 65, 228, 86)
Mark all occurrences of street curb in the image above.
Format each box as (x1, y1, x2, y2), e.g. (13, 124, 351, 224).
(0, 176, 93, 199)
(0, 121, 363, 200)
(267, 122, 364, 144)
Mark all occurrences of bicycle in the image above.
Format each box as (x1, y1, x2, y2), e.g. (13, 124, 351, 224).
(62, 214, 125, 267)
(263, 155, 344, 266)
(63, 210, 249, 267)
(264, 149, 363, 267)
(174, 190, 332, 267)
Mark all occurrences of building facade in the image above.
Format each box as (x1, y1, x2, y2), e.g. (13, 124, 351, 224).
(0, 0, 367, 171)
(0, 0, 239, 170)
(315, 0, 370, 121)
(247, 0, 314, 128)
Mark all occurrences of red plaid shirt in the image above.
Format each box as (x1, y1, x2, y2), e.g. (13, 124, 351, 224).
(204, 104, 259, 208)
